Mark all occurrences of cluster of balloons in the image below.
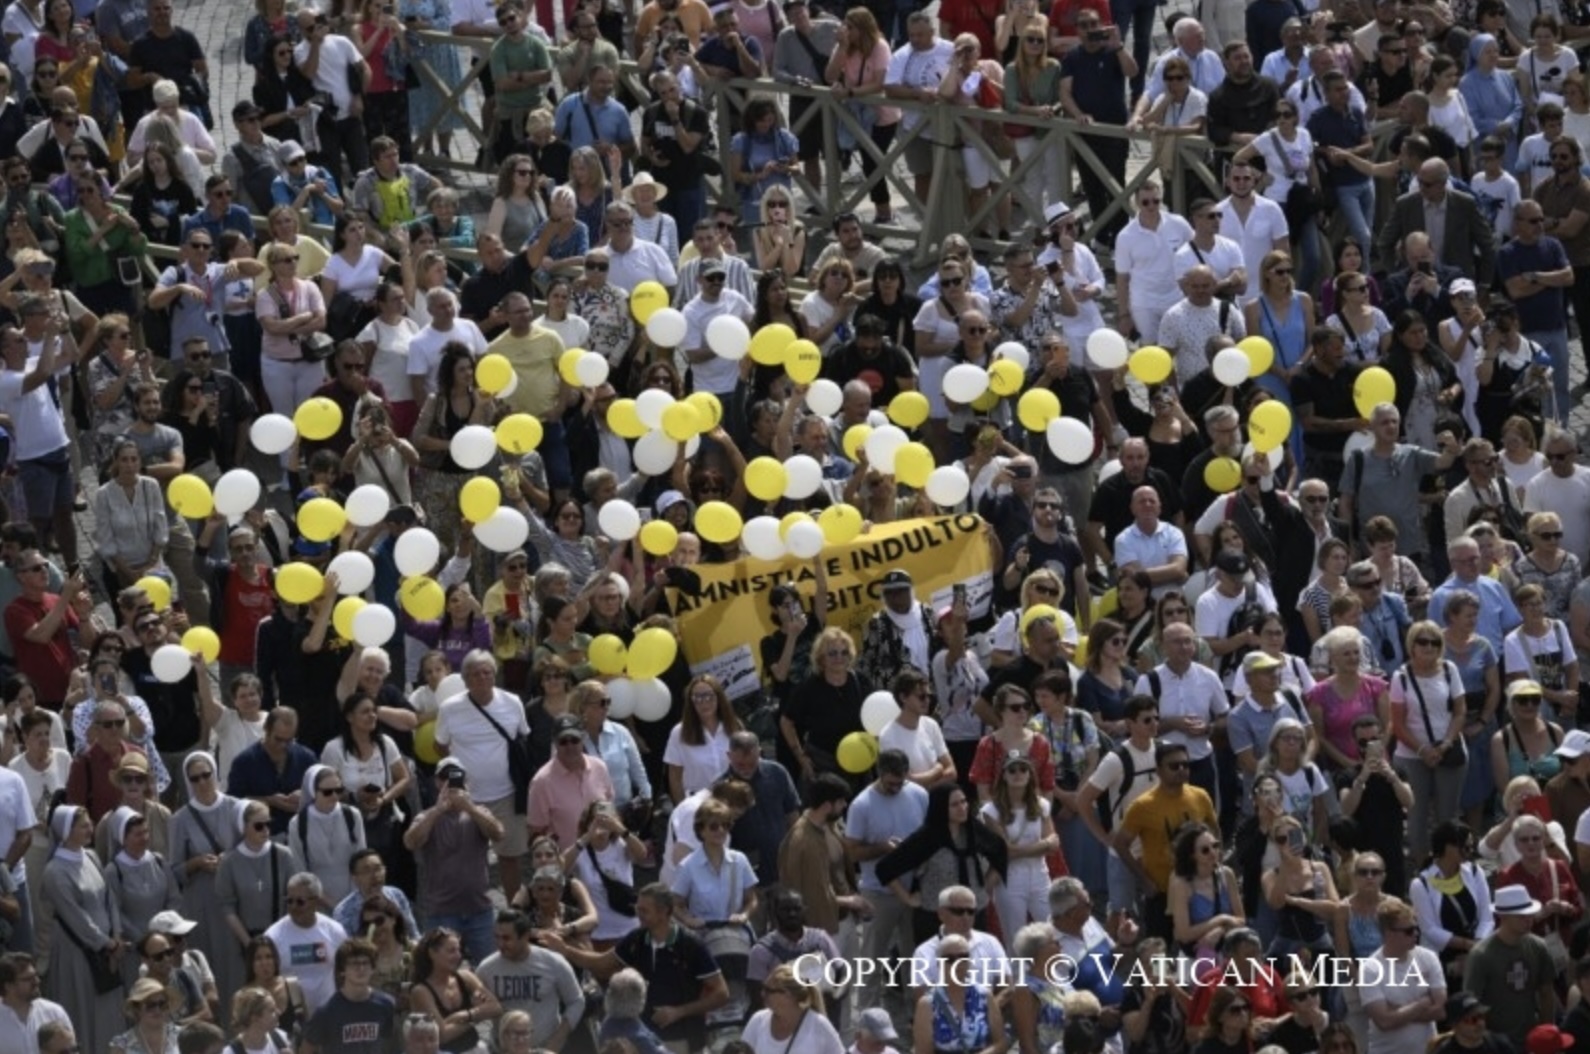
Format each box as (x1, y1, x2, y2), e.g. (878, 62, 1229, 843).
(582, 628, 683, 721)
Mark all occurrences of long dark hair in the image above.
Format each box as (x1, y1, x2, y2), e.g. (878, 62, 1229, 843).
(161, 368, 201, 417)
(338, 690, 378, 758)
(436, 341, 474, 402)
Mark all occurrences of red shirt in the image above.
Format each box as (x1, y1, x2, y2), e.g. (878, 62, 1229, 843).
(67, 743, 148, 823)
(1498, 857, 1583, 941)
(218, 565, 276, 666)
(4, 593, 78, 704)
(939, 0, 1003, 59)
(1049, 0, 1114, 49)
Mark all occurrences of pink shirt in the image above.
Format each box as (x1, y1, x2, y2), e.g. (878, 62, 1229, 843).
(527, 755, 615, 847)
(840, 40, 900, 126)
(256, 279, 326, 362)
(1306, 674, 1388, 762)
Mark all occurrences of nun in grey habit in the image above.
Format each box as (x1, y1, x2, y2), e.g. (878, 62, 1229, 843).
(41, 803, 127, 1054)
(216, 800, 301, 980)
(291, 763, 366, 907)
(168, 750, 245, 1007)
(104, 806, 180, 987)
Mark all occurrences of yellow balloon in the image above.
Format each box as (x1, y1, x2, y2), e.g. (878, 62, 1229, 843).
(296, 497, 347, 542)
(686, 392, 723, 431)
(1072, 634, 1089, 669)
(1020, 603, 1060, 641)
(1353, 366, 1396, 419)
(589, 634, 628, 676)
(1128, 346, 1174, 385)
(971, 388, 1000, 413)
(333, 596, 366, 641)
(695, 500, 744, 545)
(894, 442, 935, 488)
(1203, 456, 1243, 494)
(475, 353, 513, 395)
(744, 457, 788, 502)
(640, 519, 678, 556)
(661, 401, 702, 442)
(134, 575, 172, 612)
(558, 348, 586, 387)
(779, 512, 813, 539)
(608, 398, 647, 439)
(842, 424, 873, 461)
(989, 359, 1025, 397)
(1017, 388, 1061, 432)
(1239, 336, 1275, 378)
(1249, 400, 1294, 453)
(294, 397, 343, 442)
(888, 391, 930, 429)
(401, 576, 445, 620)
(819, 503, 863, 545)
(181, 626, 220, 663)
(1091, 587, 1119, 622)
(496, 413, 544, 455)
(749, 323, 796, 366)
(785, 339, 822, 384)
(837, 731, 880, 774)
(630, 281, 669, 324)
(459, 477, 502, 524)
(275, 562, 324, 605)
(414, 721, 440, 765)
(167, 474, 213, 519)
(627, 627, 679, 680)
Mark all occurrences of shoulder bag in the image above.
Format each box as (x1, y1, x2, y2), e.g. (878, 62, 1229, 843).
(585, 842, 637, 916)
(1403, 663, 1466, 767)
(475, 700, 534, 814)
(54, 880, 122, 993)
(267, 283, 335, 361)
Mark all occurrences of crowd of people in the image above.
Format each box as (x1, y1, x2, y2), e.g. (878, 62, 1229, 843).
(4, 0, 1590, 1054)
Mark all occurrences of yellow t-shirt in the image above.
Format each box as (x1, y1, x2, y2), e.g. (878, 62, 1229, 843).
(1118, 783, 1218, 893)
(492, 324, 565, 420)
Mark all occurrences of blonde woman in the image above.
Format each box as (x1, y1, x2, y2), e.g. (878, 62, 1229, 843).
(798, 256, 858, 354)
(1390, 619, 1467, 861)
(1003, 16, 1062, 220)
(989, 569, 1078, 668)
(825, 8, 898, 224)
(1504, 583, 1579, 723)
(752, 184, 806, 277)
(744, 963, 842, 1053)
(939, 33, 1011, 240)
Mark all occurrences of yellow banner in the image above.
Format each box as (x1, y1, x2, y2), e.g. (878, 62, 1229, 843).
(671, 515, 995, 698)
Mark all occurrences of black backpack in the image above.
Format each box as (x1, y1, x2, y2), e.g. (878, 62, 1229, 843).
(1096, 741, 1157, 832)
(293, 804, 358, 872)
(230, 142, 279, 217)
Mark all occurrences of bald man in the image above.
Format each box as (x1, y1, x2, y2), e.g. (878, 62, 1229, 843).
(1377, 157, 1496, 287)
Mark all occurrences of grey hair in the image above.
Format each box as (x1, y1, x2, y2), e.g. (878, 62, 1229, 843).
(533, 563, 571, 597)
(606, 967, 649, 1018)
(1220, 926, 1262, 955)
(842, 379, 872, 400)
(1263, 717, 1307, 758)
(1370, 402, 1399, 423)
(93, 698, 127, 720)
(938, 885, 975, 909)
(1319, 625, 1363, 658)
(1204, 405, 1239, 429)
(287, 872, 323, 899)
(461, 649, 498, 676)
(583, 467, 617, 495)
(906, 10, 934, 29)
(1047, 875, 1088, 916)
(425, 287, 458, 310)
(497, 1010, 532, 1045)
(1447, 535, 1479, 556)
(404, 1015, 441, 1042)
(359, 647, 391, 672)
(1012, 921, 1058, 960)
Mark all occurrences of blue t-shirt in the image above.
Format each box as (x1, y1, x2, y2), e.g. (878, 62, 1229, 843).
(553, 92, 636, 152)
(1495, 237, 1570, 334)
(301, 990, 397, 1054)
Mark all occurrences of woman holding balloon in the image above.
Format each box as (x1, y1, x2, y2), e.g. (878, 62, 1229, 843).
(413, 343, 497, 554)
(1243, 250, 1315, 466)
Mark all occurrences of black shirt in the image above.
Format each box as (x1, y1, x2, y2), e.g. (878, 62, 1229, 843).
(822, 339, 918, 404)
(1060, 45, 1130, 125)
(1359, 61, 1414, 112)
(1089, 467, 1184, 539)
(122, 648, 202, 753)
(1033, 365, 1099, 475)
(459, 256, 536, 338)
(1207, 75, 1282, 147)
(613, 924, 721, 1049)
(1004, 530, 1085, 615)
(128, 28, 205, 109)
(1290, 360, 1364, 455)
(787, 671, 866, 755)
(639, 97, 713, 191)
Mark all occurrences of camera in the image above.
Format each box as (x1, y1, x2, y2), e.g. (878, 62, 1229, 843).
(1326, 19, 1351, 41)
(446, 770, 466, 789)
(1088, 29, 1109, 41)
(1057, 767, 1081, 792)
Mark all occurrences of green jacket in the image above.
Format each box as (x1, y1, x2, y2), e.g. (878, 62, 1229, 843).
(64, 206, 146, 288)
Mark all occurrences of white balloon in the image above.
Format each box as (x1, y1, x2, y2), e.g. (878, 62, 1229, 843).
(706, 314, 751, 360)
(925, 466, 972, 508)
(685, 434, 702, 459)
(645, 307, 688, 348)
(352, 604, 397, 647)
(1212, 347, 1251, 387)
(741, 516, 785, 561)
(1086, 329, 1130, 370)
(212, 470, 261, 517)
(943, 363, 991, 404)
(327, 551, 374, 595)
(250, 413, 297, 455)
(993, 341, 1031, 373)
(475, 507, 530, 552)
(864, 425, 908, 474)
(152, 644, 192, 684)
(866, 410, 889, 428)
(634, 430, 680, 476)
(1241, 441, 1286, 473)
(345, 485, 392, 528)
(497, 368, 519, 399)
(804, 379, 843, 418)
(606, 679, 638, 720)
(574, 352, 610, 388)
(635, 389, 675, 429)
(1097, 459, 1122, 485)
(394, 528, 441, 577)
(436, 673, 466, 703)
(783, 455, 822, 499)
(1047, 416, 1095, 465)
(598, 500, 641, 541)
(786, 520, 825, 559)
(861, 690, 901, 736)
(449, 425, 497, 470)
(633, 678, 672, 722)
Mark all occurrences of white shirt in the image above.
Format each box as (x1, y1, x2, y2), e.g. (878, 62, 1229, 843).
(1361, 945, 1444, 1054)
(680, 290, 754, 394)
(406, 320, 489, 396)
(0, 360, 67, 460)
(1524, 466, 1590, 564)
(1172, 235, 1246, 287)
(1469, 170, 1521, 239)
(0, 767, 34, 885)
(1218, 194, 1291, 300)
(910, 928, 1009, 987)
(1039, 243, 1108, 351)
(264, 913, 348, 1014)
(878, 716, 949, 776)
(1289, 77, 1367, 126)
(662, 723, 731, 798)
(295, 34, 364, 114)
(128, 108, 217, 157)
(1387, 661, 1462, 757)
(742, 1007, 846, 1054)
(885, 40, 955, 134)
(0, 997, 69, 1054)
(605, 240, 678, 293)
(1114, 213, 1194, 308)
(1113, 520, 1189, 596)
(1135, 663, 1229, 759)
(434, 689, 531, 804)
(356, 316, 420, 400)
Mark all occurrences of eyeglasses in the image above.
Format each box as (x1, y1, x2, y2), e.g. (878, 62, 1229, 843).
(187, 241, 212, 250)
(318, 785, 344, 796)
(250, 821, 271, 831)
(702, 274, 727, 283)
(1356, 867, 1385, 877)
(942, 276, 965, 287)
(1271, 267, 1293, 276)
(1515, 696, 1543, 707)
(584, 261, 609, 270)
(1139, 198, 1162, 207)
(1164, 74, 1188, 81)
(1548, 452, 1574, 462)
(1164, 760, 1189, 771)
(1024, 35, 1045, 43)
(1004, 703, 1032, 714)
(284, 896, 312, 906)
(17, 564, 46, 574)
(557, 735, 583, 746)
(1537, 530, 1564, 540)
(1351, 578, 1382, 588)
(141, 1000, 169, 1012)
(1414, 637, 1442, 648)
(148, 948, 175, 962)
(339, 361, 368, 373)
(97, 718, 127, 728)
(945, 906, 976, 917)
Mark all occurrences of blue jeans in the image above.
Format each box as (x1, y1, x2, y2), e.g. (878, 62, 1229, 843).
(1525, 327, 1571, 424)
(1333, 182, 1375, 255)
(5, 878, 32, 954)
(664, 184, 707, 240)
(426, 908, 496, 966)
(538, 419, 572, 492)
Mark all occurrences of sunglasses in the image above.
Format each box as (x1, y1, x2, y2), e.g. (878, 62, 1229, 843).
(318, 786, 344, 796)
(942, 276, 965, 287)
(1356, 867, 1385, 876)
(584, 261, 608, 270)
(251, 821, 271, 831)
(98, 718, 127, 729)
(189, 771, 214, 782)
(1537, 531, 1564, 540)
(945, 906, 976, 917)
(1414, 637, 1442, 648)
